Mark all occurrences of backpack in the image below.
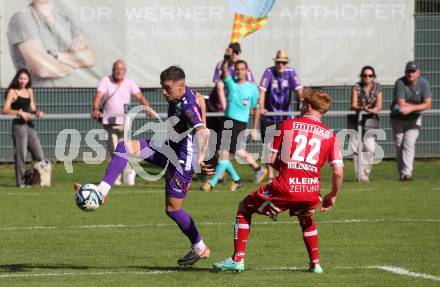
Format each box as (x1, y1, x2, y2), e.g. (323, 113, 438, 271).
(24, 168, 40, 186)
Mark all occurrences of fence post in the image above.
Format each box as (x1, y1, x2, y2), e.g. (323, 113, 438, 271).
(357, 111, 363, 182)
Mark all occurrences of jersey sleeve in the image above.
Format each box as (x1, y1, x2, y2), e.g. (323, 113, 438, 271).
(129, 80, 141, 95)
(271, 120, 286, 153)
(394, 79, 406, 100)
(422, 79, 433, 100)
(183, 103, 204, 129)
(7, 12, 39, 45)
(259, 68, 272, 91)
(290, 69, 303, 90)
(97, 77, 108, 94)
(246, 67, 256, 83)
(328, 134, 343, 166)
(212, 61, 223, 82)
(223, 74, 235, 91)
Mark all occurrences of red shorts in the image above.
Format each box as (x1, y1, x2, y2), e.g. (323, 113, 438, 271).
(242, 183, 321, 219)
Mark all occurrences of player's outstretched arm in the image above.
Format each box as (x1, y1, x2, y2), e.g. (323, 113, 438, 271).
(194, 126, 214, 175)
(196, 92, 207, 125)
(320, 164, 343, 212)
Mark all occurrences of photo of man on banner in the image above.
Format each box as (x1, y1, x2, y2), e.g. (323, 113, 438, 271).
(7, 0, 96, 87)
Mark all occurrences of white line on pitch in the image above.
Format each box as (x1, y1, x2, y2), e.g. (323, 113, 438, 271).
(338, 265, 440, 281)
(0, 218, 438, 231)
(0, 266, 439, 281)
(0, 270, 177, 279)
(370, 266, 440, 281)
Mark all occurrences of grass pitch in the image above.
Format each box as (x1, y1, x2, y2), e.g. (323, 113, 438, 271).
(0, 160, 439, 287)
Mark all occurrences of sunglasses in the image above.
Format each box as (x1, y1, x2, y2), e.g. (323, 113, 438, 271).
(406, 70, 417, 74)
(362, 74, 374, 78)
(275, 62, 288, 65)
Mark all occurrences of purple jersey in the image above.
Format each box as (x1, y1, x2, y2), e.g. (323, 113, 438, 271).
(168, 87, 204, 171)
(259, 66, 302, 122)
(208, 60, 255, 112)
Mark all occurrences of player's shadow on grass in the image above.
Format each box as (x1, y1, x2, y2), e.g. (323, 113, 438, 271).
(128, 265, 213, 273)
(0, 263, 212, 274)
(0, 263, 91, 273)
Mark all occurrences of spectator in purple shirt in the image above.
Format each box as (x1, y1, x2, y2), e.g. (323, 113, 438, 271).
(259, 50, 303, 183)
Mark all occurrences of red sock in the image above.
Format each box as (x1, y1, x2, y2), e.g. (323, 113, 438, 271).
(299, 217, 319, 264)
(232, 210, 252, 262)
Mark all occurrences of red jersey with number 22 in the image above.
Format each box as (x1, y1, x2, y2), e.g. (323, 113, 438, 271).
(271, 115, 343, 202)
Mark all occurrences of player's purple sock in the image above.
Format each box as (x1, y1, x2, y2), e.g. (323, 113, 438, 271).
(166, 209, 201, 244)
(102, 141, 129, 186)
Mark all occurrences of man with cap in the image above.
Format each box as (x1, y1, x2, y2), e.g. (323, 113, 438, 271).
(258, 50, 303, 183)
(390, 61, 432, 181)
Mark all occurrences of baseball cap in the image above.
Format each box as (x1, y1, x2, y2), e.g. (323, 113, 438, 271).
(405, 61, 419, 72)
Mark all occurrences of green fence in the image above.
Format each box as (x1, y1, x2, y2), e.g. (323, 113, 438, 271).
(0, 7, 439, 162)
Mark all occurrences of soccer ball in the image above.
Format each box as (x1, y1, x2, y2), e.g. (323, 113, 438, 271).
(75, 184, 102, 211)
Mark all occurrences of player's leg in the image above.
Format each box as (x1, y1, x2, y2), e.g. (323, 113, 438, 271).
(104, 124, 123, 185)
(111, 125, 136, 186)
(74, 139, 156, 202)
(212, 200, 251, 272)
(165, 170, 210, 266)
(213, 185, 281, 272)
(298, 215, 323, 273)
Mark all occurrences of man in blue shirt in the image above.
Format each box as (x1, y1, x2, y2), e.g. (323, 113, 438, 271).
(201, 48, 267, 192)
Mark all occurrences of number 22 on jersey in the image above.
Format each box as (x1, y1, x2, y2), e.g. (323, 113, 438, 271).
(291, 134, 321, 165)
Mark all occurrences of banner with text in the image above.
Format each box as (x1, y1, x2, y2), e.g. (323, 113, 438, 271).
(0, 0, 414, 87)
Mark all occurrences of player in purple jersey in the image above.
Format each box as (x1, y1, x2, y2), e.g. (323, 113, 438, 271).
(74, 66, 213, 266)
(259, 50, 303, 183)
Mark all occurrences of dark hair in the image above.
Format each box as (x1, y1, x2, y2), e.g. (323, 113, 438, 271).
(4, 68, 32, 99)
(235, 60, 248, 70)
(229, 42, 241, 54)
(359, 65, 376, 79)
(160, 66, 185, 83)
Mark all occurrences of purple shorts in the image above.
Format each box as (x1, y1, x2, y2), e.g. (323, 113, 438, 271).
(141, 139, 193, 199)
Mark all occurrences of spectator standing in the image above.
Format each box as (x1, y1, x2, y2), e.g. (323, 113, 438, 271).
(390, 61, 432, 181)
(259, 50, 303, 183)
(2, 69, 45, 187)
(91, 60, 153, 185)
(349, 66, 382, 182)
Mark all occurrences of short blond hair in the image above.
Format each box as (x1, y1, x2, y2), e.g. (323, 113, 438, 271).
(303, 88, 331, 114)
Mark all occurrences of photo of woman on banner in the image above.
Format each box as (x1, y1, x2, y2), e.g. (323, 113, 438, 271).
(7, 0, 96, 87)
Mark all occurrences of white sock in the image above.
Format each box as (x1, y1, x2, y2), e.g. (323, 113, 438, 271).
(98, 181, 111, 197)
(193, 239, 206, 253)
